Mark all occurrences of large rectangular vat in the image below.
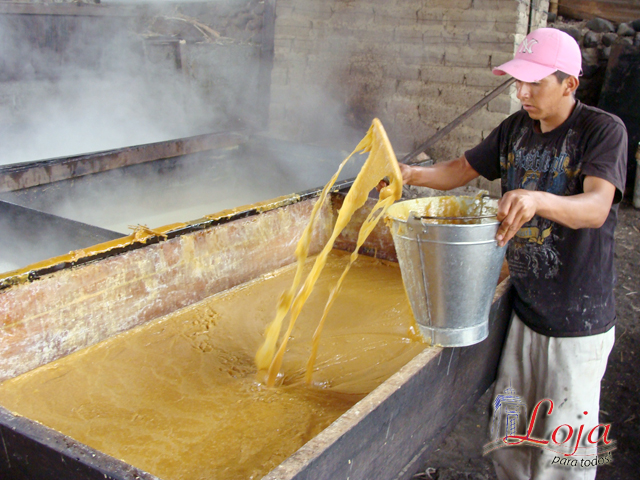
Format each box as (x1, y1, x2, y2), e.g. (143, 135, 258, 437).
(0, 191, 512, 480)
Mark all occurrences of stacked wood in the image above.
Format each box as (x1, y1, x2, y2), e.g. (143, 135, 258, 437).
(549, 16, 640, 105)
(548, 14, 640, 195)
(559, 0, 640, 24)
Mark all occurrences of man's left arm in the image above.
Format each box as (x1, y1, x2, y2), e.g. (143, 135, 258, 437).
(494, 176, 617, 247)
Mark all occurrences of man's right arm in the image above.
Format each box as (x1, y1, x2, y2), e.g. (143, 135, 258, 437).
(399, 155, 480, 190)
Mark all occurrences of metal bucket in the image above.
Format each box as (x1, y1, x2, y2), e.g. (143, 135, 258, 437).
(387, 197, 507, 347)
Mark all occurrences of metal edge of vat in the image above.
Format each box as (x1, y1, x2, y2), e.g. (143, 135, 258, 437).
(0, 131, 249, 194)
(0, 200, 123, 262)
(263, 278, 513, 480)
(0, 179, 354, 291)
(0, 405, 159, 480)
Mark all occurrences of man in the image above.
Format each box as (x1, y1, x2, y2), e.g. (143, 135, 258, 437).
(397, 28, 627, 479)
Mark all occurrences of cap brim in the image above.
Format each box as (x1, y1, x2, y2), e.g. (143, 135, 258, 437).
(492, 58, 557, 83)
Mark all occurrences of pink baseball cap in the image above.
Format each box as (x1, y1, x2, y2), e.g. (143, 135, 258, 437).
(493, 28, 582, 82)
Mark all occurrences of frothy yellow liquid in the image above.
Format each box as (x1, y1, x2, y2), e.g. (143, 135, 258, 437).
(255, 119, 405, 387)
(386, 193, 498, 226)
(0, 251, 425, 480)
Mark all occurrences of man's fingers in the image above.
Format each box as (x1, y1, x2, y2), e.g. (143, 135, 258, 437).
(496, 193, 526, 246)
(496, 210, 518, 246)
(495, 194, 515, 244)
(500, 215, 525, 245)
(497, 204, 529, 244)
(375, 179, 389, 192)
(495, 191, 538, 246)
(398, 163, 412, 185)
(496, 192, 514, 222)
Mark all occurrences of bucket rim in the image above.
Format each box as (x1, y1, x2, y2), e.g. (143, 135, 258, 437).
(385, 196, 501, 226)
(387, 216, 502, 227)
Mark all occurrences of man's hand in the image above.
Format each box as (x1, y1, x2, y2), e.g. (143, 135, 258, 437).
(376, 163, 414, 192)
(398, 163, 414, 184)
(378, 155, 481, 192)
(495, 189, 538, 247)
(493, 176, 617, 247)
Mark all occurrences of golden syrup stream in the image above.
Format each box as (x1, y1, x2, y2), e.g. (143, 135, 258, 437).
(255, 119, 405, 387)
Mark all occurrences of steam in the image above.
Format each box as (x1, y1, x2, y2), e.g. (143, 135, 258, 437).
(0, 2, 260, 166)
(0, 0, 374, 165)
(0, 0, 374, 273)
(0, 138, 365, 235)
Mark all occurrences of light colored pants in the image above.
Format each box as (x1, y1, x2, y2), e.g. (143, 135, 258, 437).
(490, 313, 615, 480)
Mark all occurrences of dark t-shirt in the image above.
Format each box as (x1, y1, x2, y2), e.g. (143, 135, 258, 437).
(465, 101, 627, 337)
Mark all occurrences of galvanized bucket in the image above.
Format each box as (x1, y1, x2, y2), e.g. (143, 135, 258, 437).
(387, 197, 507, 347)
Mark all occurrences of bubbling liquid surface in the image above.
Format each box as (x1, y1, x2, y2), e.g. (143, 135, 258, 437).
(0, 251, 425, 480)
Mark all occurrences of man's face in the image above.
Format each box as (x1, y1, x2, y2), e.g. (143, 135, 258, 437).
(515, 74, 570, 122)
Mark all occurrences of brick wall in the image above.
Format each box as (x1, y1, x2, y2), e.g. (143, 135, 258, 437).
(269, 0, 549, 192)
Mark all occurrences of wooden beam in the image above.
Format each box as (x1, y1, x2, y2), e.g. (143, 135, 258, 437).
(0, 2, 139, 17)
(0, 131, 248, 193)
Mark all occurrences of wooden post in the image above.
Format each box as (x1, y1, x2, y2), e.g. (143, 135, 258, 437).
(550, 0, 559, 14)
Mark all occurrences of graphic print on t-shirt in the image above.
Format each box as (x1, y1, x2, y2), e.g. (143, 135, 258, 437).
(465, 101, 625, 335)
(500, 127, 581, 280)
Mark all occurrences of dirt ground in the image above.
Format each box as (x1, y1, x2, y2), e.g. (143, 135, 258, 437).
(415, 201, 640, 480)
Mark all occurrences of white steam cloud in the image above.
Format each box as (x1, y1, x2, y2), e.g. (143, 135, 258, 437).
(0, 3, 261, 166)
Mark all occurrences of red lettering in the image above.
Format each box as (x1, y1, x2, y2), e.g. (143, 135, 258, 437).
(567, 424, 584, 456)
(504, 399, 552, 446)
(552, 424, 574, 445)
(587, 424, 613, 445)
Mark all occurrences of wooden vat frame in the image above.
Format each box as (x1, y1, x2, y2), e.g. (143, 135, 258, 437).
(0, 192, 512, 480)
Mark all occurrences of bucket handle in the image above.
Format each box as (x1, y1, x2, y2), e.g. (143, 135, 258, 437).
(416, 214, 497, 220)
(415, 232, 433, 328)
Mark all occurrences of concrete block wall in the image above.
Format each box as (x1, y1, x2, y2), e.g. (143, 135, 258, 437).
(269, 0, 549, 193)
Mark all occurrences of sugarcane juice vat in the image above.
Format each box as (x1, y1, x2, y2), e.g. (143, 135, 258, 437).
(387, 196, 507, 347)
(0, 193, 512, 480)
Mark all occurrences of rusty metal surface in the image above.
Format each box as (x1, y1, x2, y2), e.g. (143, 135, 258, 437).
(0, 200, 122, 275)
(0, 131, 248, 193)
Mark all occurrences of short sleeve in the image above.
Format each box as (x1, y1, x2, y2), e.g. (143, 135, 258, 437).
(580, 116, 628, 203)
(464, 123, 503, 182)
